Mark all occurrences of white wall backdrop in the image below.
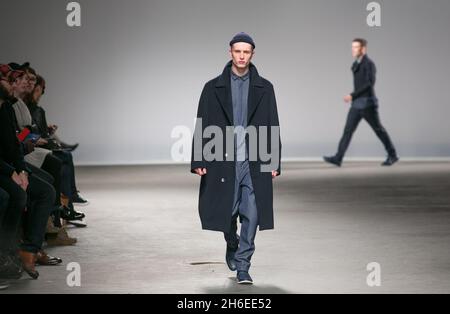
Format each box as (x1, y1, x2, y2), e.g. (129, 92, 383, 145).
(2, 0, 450, 165)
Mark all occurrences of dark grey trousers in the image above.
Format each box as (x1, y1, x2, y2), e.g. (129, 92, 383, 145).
(224, 161, 259, 272)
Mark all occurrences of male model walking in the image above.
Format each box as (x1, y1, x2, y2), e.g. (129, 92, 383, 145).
(191, 32, 281, 284)
(324, 38, 399, 167)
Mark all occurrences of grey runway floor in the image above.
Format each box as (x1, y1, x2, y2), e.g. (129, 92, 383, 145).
(2, 162, 450, 294)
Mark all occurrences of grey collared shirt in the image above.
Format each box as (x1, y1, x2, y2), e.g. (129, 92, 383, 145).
(230, 69, 250, 162)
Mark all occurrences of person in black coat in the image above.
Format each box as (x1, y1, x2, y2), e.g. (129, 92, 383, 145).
(324, 38, 399, 167)
(191, 33, 281, 284)
(0, 65, 56, 280)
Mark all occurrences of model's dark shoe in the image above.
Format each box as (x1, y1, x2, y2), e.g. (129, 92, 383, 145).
(237, 271, 253, 285)
(226, 237, 239, 272)
(72, 191, 89, 206)
(382, 155, 399, 166)
(18, 250, 39, 280)
(36, 250, 62, 266)
(61, 205, 85, 221)
(323, 156, 342, 167)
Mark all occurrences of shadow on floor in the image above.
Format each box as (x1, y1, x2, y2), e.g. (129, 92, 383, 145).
(202, 277, 292, 294)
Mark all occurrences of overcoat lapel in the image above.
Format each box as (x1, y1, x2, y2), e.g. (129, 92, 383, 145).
(214, 62, 233, 124)
(247, 65, 265, 125)
(214, 61, 266, 125)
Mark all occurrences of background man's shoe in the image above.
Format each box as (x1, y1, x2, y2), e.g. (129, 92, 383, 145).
(382, 156, 399, 166)
(323, 156, 342, 167)
(237, 271, 253, 285)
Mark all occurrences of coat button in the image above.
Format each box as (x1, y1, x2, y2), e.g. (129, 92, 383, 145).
(221, 178, 225, 183)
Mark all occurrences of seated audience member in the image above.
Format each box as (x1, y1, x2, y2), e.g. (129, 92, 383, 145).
(27, 74, 80, 243)
(9, 63, 86, 226)
(0, 66, 28, 283)
(23, 73, 79, 152)
(0, 64, 60, 279)
(27, 75, 87, 206)
(7, 64, 77, 246)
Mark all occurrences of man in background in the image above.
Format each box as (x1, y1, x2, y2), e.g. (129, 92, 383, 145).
(324, 38, 399, 167)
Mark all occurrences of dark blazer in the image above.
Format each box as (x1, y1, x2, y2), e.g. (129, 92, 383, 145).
(351, 54, 378, 109)
(191, 61, 282, 232)
(0, 100, 29, 177)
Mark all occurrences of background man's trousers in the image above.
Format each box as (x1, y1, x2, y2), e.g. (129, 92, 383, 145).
(224, 161, 259, 272)
(336, 106, 397, 161)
